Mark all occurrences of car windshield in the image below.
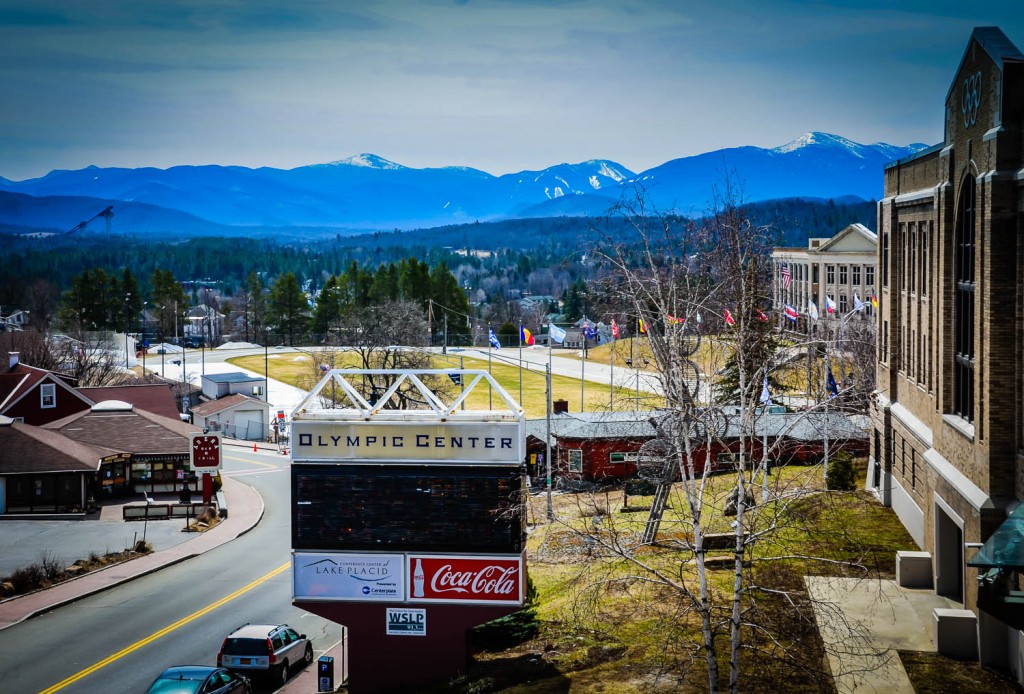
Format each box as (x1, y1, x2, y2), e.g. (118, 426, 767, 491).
(221, 637, 269, 655)
(146, 676, 203, 694)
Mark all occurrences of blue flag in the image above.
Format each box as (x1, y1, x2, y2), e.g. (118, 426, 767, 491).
(488, 328, 501, 349)
(826, 369, 838, 398)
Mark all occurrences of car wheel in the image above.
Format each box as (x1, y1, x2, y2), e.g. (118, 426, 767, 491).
(277, 660, 289, 687)
(303, 643, 314, 667)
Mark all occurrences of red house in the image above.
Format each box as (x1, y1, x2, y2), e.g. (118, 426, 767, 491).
(525, 409, 869, 484)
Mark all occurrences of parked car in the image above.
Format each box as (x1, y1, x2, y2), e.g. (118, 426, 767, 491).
(217, 623, 313, 686)
(145, 666, 251, 694)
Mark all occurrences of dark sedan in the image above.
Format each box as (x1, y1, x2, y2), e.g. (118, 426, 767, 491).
(145, 666, 251, 694)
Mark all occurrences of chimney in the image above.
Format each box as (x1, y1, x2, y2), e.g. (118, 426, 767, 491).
(8, 352, 18, 371)
(553, 399, 569, 414)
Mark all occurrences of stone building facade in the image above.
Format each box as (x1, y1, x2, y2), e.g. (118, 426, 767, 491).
(869, 27, 1024, 674)
(773, 222, 878, 335)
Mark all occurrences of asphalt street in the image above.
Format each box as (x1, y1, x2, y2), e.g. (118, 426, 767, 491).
(0, 447, 343, 694)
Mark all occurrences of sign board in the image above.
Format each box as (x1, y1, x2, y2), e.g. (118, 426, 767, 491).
(189, 433, 221, 471)
(407, 554, 523, 606)
(386, 608, 426, 636)
(293, 552, 404, 602)
(291, 421, 521, 464)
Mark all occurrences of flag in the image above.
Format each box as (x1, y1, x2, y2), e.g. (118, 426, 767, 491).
(780, 264, 792, 289)
(611, 319, 620, 339)
(853, 293, 865, 312)
(760, 374, 772, 405)
(825, 295, 836, 314)
(871, 293, 879, 309)
(666, 314, 685, 325)
(826, 369, 839, 398)
(548, 323, 566, 344)
(449, 373, 463, 385)
(638, 318, 647, 334)
(520, 325, 535, 345)
(696, 312, 703, 325)
(583, 320, 597, 340)
(488, 328, 501, 349)
(808, 300, 819, 321)
(784, 304, 799, 321)
(724, 309, 736, 326)
(756, 309, 769, 322)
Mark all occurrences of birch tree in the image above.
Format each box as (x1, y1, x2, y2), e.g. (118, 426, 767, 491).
(542, 185, 888, 692)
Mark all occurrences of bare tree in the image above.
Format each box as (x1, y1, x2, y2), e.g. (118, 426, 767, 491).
(542, 185, 886, 692)
(304, 300, 455, 409)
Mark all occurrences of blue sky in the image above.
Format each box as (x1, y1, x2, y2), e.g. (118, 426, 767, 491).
(1, 1, 1021, 180)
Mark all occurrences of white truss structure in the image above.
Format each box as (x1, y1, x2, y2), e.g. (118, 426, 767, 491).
(290, 369, 524, 422)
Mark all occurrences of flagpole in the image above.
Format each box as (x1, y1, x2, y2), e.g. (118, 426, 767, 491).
(546, 333, 553, 521)
(518, 324, 523, 406)
(487, 323, 493, 409)
(580, 347, 585, 413)
(609, 331, 614, 411)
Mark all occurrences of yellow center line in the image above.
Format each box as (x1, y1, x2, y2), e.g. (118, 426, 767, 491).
(225, 454, 278, 469)
(39, 562, 291, 694)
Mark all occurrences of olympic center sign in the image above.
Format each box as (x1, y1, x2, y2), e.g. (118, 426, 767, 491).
(291, 420, 522, 464)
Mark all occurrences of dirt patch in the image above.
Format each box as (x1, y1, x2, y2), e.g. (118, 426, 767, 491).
(900, 650, 1024, 693)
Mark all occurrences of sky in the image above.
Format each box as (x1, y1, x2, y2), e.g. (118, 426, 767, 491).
(2, 1, 1022, 181)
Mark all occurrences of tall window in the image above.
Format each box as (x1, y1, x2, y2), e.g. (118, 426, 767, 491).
(921, 223, 929, 296)
(853, 266, 861, 286)
(826, 265, 835, 284)
(953, 175, 976, 422)
(866, 266, 875, 289)
(882, 233, 889, 287)
(839, 265, 848, 285)
(913, 223, 921, 292)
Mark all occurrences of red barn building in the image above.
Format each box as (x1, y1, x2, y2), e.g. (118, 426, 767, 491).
(525, 409, 868, 484)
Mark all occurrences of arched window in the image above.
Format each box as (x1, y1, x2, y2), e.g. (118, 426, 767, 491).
(953, 174, 975, 422)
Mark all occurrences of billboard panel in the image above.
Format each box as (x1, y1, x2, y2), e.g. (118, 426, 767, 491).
(407, 554, 523, 606)
(292, 464, 525, 553)
(292, 421, 521, 464)
(293, 552, 404, 602)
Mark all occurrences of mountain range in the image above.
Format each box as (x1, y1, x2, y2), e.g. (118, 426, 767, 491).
(0, 132, 927, 236)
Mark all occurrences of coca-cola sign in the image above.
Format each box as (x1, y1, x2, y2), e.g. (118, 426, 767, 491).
(407, 555, 523, 605)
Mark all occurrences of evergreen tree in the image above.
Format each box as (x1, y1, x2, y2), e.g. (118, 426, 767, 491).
(246, 271, 268, 341)
(430, 261, 471, 345)
(150, 268, 188, 342)
(312, 274, 343, 338)
(268, 271, 307, 345)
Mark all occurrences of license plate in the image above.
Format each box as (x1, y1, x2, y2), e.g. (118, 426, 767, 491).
(240, 658, 251, 665)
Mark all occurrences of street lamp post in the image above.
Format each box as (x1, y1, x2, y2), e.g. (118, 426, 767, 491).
(264, 326, 271, 406)
(124, 292, 132, 370)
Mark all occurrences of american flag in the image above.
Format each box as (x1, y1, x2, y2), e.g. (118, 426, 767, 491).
(780, 264, 792, 289)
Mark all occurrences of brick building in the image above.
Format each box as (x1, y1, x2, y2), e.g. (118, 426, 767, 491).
(868, 27, 1024, 674)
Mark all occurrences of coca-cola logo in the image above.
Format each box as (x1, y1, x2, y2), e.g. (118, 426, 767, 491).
(408, 556, 522, 604)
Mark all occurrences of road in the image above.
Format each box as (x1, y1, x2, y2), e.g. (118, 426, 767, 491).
(0, 448, 343, 694)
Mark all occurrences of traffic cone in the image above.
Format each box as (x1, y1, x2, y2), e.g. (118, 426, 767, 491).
(253, 442, 258, 453)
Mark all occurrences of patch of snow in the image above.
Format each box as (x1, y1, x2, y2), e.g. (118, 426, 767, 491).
(216, 341, 261, 350)
(443, 201, 450, 209)
(553, 186, 564, 198)
(324, 154, 405, 169)
(596, 162, 626, 182)
(555, 176, 570, 191)
(589, 176, 601, 190)
(544, 187, 551, 199)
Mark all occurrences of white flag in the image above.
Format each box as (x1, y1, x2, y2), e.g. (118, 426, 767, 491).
(759, 374, 772, 406)
(548, 323, 566, 344)
(808, 300, 819, 321)
(853, 293, 865, 311)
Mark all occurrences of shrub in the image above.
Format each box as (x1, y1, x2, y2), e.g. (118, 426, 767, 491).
(9, 564, 44, 594)
(39, 551, 62, 582)
(826, 451, 857, 491)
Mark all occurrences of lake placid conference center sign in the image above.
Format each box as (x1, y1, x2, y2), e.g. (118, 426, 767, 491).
(291, 421, 522, 463)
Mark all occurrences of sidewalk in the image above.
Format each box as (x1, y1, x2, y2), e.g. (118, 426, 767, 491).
(806, 576, 958, 693)
(0, 474, 265, 632)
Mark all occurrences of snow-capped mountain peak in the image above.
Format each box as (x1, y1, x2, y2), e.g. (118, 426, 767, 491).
(324, 153, 405, 170)
(774, 132, 867, 157)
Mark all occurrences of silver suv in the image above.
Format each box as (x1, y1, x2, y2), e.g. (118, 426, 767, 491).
(217, 623, 313, 687)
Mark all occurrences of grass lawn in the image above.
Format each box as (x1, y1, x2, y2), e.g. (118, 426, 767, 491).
(421, 461, 923, 693)
(227, 351, 659, 417)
